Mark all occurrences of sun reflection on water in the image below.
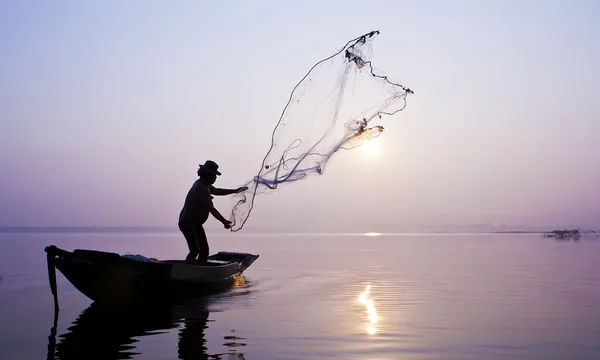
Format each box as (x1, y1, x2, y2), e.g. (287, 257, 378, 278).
(358, 284, 379, 335)
(364, 232, 382, 237)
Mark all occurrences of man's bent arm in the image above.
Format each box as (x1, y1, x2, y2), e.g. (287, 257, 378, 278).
(210, 207, 229, 224)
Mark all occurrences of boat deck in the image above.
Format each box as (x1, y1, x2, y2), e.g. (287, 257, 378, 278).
(161, 259, 233, 266)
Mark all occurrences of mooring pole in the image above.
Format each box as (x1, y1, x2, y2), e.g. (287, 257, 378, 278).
(45, 246, 59, 313)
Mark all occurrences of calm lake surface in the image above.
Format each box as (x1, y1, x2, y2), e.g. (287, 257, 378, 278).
(0, 232, 599, 360)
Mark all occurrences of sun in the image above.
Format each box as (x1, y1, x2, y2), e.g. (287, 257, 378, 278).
(361, 140, 382, 158)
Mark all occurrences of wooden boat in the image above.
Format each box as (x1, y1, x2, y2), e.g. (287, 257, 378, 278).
(44, 245, 259, 307)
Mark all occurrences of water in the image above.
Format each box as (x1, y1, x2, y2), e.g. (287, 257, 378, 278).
(1, 232, 599, 359)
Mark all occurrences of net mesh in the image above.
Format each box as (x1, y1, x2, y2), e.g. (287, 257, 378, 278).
(229, 30, 413, 231)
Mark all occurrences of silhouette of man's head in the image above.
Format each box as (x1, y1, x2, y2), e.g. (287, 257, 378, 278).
(198, 160, 220, 185)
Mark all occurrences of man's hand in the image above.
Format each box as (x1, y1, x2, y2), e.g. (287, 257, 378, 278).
(223, 220, 232, 229)
(236, 186, 248, 193)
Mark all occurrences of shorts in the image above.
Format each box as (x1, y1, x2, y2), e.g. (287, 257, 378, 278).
(178, 222, 208, 254)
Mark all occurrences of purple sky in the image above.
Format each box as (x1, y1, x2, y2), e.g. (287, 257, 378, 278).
(1, 1, 598, 231)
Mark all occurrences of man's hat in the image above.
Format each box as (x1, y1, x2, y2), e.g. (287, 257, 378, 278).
(198, 160, 221, 176)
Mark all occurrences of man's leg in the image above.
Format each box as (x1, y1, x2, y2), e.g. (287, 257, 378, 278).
(194, 224, 209, 265)
(179, 222, 199, 264)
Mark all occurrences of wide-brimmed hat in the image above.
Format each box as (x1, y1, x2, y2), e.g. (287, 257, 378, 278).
(198, 160, 221, 176)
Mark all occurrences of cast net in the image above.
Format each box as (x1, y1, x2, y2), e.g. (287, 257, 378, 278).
(229, 30, 413, 231)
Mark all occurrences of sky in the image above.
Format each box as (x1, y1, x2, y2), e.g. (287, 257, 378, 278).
(1, 0, 598, 232)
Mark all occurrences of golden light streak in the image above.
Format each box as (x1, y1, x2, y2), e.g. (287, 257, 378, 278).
(232, 274, 247, 289)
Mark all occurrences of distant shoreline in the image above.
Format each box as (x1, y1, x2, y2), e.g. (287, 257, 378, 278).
(0, 226, 177, 234)
(0, 226, 546, 235)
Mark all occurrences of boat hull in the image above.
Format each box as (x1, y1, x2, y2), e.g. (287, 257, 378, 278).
(45, 245, 259, 305)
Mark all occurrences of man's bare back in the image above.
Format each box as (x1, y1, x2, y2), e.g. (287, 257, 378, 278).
(179, 179, 213, 225)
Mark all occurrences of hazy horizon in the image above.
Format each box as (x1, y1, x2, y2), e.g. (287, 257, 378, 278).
(1, 1, 598, 231)
(0, 224, 592, 234)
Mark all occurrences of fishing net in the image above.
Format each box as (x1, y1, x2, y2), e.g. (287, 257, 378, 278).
(229, 30, 413, 232)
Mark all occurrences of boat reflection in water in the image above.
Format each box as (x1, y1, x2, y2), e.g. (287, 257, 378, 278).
(47, 276, 252, 360)
(358, 284, 379, 335)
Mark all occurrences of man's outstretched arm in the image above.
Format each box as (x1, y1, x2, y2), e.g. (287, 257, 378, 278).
(209, 185, 248, 196)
